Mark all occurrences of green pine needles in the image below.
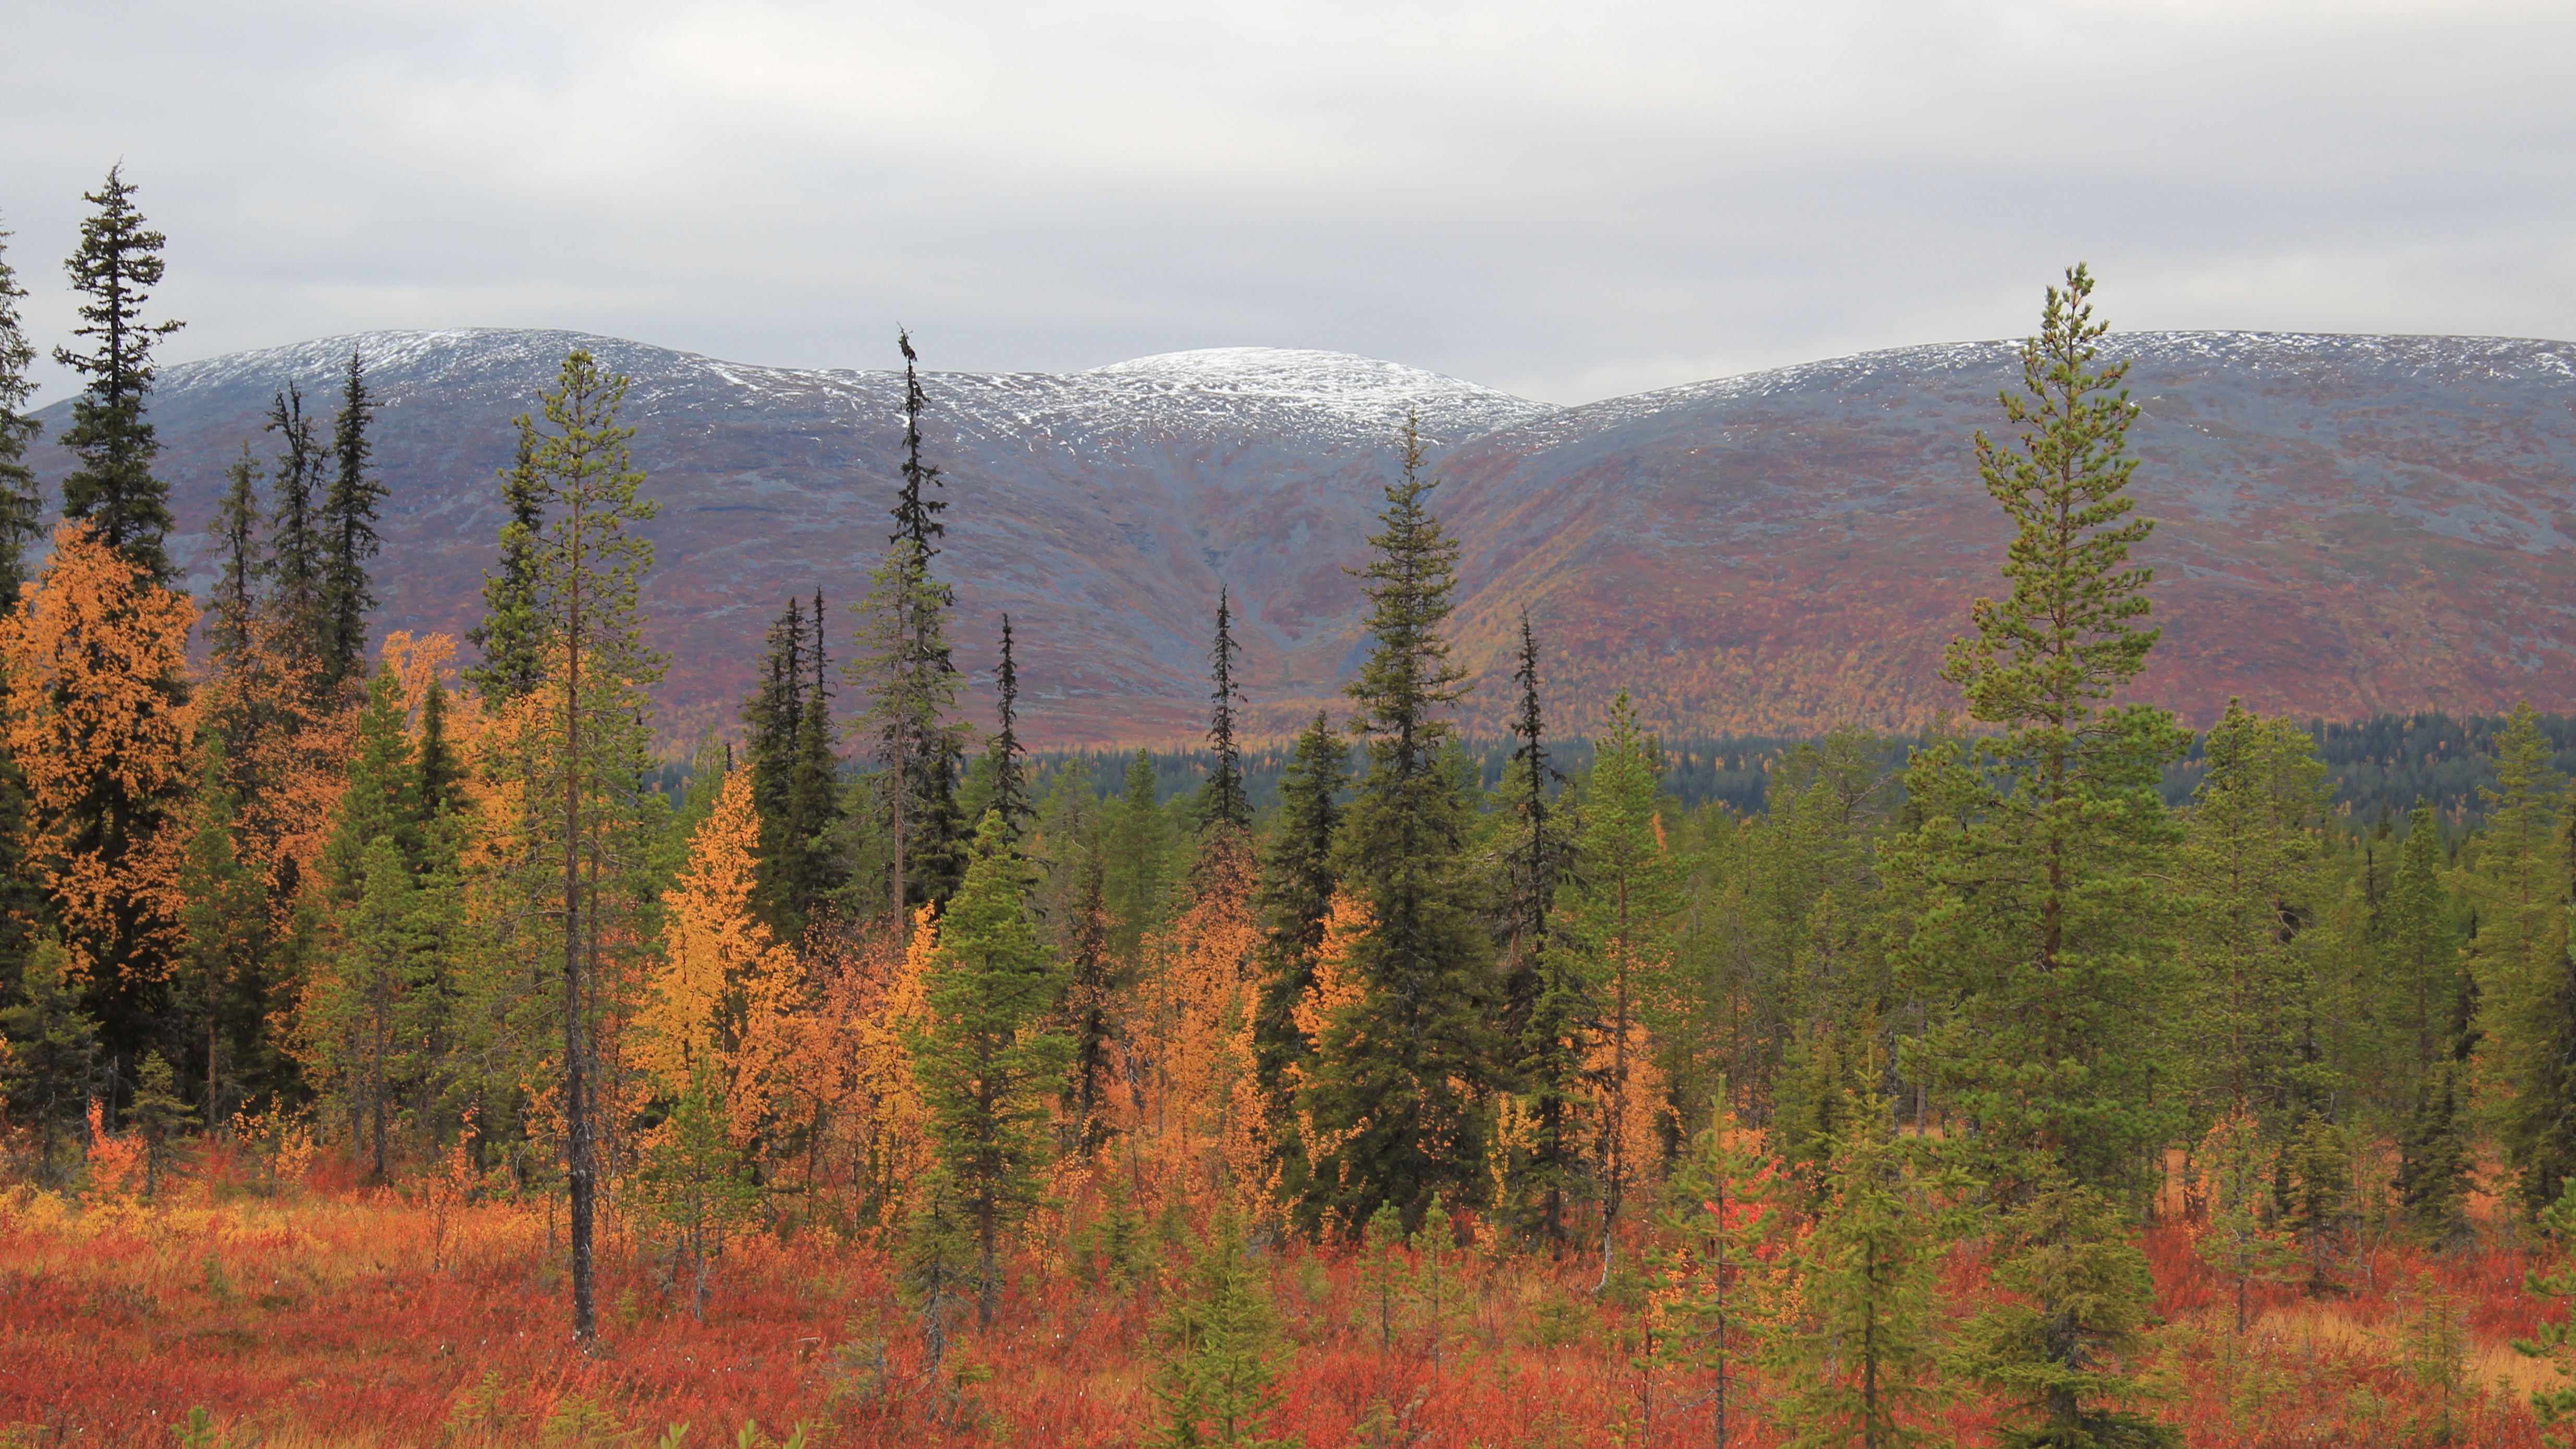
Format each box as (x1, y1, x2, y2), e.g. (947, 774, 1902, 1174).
(1298, 418, 1502, 1235)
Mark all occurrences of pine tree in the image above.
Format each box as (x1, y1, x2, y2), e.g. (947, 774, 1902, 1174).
(319, 348, 386, 692)
(2379, 803, 2463, 1082)
(54, 167, 182, 586)
(2395, 1061, 2473, 1244)
(464, 431, 548, 704)
(1763, 1092, 1946, 1449)
(1300, 419, 1502, 1232)
(1881, 265, 2187, 1447)
(1204, 589, 1252, 835)
(2468, 702, 2575, 1213)
(495, 349, 669, 1341)
(636, 1062, 761, 1323)
(0, 220, 46, 607)
(125, 1049, 195, 1197)
(986, 614, 1033, 842)
(173, 741, 269, 1134)
(910, 810, 1073, 1326)
(1654, 1090, 1777, 1449)
(2179, 702, 2332, 1126)
(0, 937, 100, 1181)
(1149, 1207, 1299, 1449)
(1565, 689, 1674, 1263)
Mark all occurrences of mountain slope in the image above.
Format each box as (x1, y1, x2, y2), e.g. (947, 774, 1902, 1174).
(24, 328, 2576, 747)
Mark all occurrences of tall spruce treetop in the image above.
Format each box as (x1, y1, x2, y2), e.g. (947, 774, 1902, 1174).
(320, 349, 386, 690)
(1302, 417, 1503, 1233)
(851, 329, 969, 916)
(263, 384, 330, 653)
(55, 167, 182, 585)
(987, 614, 1032, 842)
(1203, 587, 1251, 834)
(0, 223, 44, 608)
(465, 432, 547, 703)
(1499, 608, 1575, 1027)
(204, 444, 262, 665)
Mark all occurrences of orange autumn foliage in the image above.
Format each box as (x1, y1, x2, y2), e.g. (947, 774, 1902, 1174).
(0, 522, 201, 982)
(1125, 837, 1272, 1220)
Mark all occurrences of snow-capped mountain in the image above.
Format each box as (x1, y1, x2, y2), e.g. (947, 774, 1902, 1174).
(24, 328, 2576, 746)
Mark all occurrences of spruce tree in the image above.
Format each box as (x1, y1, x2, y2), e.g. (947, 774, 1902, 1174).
(319, 348, 386, 691)
(1251, 713, 1346, 1191)
(0, 938, 100, 1181)
(464, 432, 548, 704)
(173, 741, 269, 1133)
(911, 810, 1073, 1326)
(54, 167, 181, 585)
(1105, 749, 1171, 958)
(204, 445, 262, 665)
(850, 330, 970, 919)
(1881, 264, 2186, 1448)
(787, 588, 843, 911)
(2379, 803, 2462, 1081)
(986, 614, 1033, 842)
(1299, 419, 1503, 1232)
(1203, 588, 1252, 835)
(744, 595, 811, 931)
(1059, 837, 1120, 1155)
(0, 221, 45, 608)
(1500, 612, 1581, 1248)
(263, 383, 331, 658)
(1149, 1207, 1298, 1449)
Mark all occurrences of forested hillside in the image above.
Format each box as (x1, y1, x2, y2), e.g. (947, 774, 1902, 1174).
(7, 178, 2576, 1448)
(24, 310, 2576, 748)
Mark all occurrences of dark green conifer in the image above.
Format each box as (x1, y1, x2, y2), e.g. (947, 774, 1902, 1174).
(205, 445, 262, 664)
(0, 221, 45, 608)
(1203, 588, 1252, 835)
(54, 167, 181, 585)
(1252, 713, 1346, 1197)
(463, 432, 547, 704)
(1299, 419, 1503, 1233)
(319, 349, 386, 690)
(985, 614, 1033, 843)
(263, 383, 330, 657)
(910, 811, 1073, 1326)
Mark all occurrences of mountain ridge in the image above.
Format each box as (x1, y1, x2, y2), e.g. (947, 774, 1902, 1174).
(24, 327, 2576, 749)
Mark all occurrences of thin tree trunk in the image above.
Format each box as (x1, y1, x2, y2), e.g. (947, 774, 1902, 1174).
(565, 481, 595, 1344)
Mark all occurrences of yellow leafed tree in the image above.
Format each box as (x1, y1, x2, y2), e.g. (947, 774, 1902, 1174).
(642, 768, 800, 1136)
(0, 521, 200, 995)
(1131, 840, 1271, 1219)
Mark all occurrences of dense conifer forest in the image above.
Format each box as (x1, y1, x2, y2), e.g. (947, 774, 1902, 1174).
(6, 174, 2576, 1449)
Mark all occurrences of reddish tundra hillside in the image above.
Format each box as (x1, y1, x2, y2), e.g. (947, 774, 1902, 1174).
(26, 328, 2576, 746)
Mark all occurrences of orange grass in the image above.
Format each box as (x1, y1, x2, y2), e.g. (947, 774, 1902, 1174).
(1, 1165, 2563, 1447)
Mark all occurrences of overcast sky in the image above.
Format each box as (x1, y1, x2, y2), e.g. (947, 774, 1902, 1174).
(4, 0, 2569, 405)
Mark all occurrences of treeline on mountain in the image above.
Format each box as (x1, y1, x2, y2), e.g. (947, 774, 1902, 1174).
(11, 175, 2576, 1446)
(1035, 707, 2572, 833)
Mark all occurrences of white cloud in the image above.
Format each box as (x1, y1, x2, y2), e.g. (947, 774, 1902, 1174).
(2, 0, 2569, 405)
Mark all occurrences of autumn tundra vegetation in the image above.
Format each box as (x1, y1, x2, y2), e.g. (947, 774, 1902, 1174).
(4, 171, 2576, 1449)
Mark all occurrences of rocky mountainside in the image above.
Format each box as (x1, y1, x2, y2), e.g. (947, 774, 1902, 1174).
(24, 328, 2576, 748)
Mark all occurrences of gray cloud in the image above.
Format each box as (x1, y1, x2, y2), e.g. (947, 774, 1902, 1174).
(4, 0, 2569, 405)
